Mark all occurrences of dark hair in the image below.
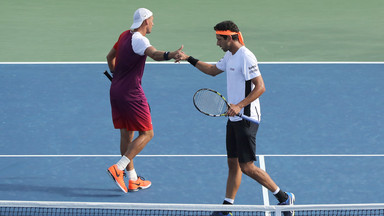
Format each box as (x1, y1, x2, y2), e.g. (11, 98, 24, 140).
(214, 20, 240, 40)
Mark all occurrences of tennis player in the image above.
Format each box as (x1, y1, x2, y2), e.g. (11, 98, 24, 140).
(106, 8, 183, 193)
(179, 21, 295, 216)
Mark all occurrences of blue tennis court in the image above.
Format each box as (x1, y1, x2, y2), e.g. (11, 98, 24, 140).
(0, 63, 383, 205)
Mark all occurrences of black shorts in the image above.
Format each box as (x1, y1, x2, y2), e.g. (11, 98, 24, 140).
(226, 120, 259, 163)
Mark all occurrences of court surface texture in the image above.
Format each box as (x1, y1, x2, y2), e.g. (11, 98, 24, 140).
(0, 62, 383, 205)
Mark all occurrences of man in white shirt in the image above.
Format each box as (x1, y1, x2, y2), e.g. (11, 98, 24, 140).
(179, 21, 294, 216)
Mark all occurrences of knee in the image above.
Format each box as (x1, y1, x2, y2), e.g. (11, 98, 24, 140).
(227, 158, 239, 169)
(139, 130, 154, 140)
(146, 130, 154, 140)
(239, 162, 255, 176)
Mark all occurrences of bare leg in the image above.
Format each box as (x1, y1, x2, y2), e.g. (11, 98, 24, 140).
(225, 158, 243, 200)
(120, 129, 135, 171)
(239, 161, 278, 192)
(123, 130, 154, 162)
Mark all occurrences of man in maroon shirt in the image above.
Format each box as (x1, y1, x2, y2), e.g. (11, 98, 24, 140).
(106, 8, 183, 193)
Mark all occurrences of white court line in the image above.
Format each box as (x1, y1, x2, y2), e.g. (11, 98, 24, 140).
(259, 155, 271, 215)
(1, 61, 384, 65)
(261, 154, 384, 157)
(0, 154, 383, 158)
(0, 154, 226, 158)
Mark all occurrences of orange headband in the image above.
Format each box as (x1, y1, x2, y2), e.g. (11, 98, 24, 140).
(215, 30, 244, 45)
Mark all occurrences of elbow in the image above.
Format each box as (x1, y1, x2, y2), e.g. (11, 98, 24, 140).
(261, 85, 266, 94)
(106, 50, 116, 63)
(106, 54, 113, 62)
(208, 66, 220, 77)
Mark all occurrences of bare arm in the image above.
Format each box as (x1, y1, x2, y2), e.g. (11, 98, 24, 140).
(178, 52, 223, 76)
(194, 61, 224, 77)
(145, 45, 184, 62)
(106, 48, 116, 72)
(227, 75, 266, 116)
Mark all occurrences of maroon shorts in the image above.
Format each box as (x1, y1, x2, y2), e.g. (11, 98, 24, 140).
(110, 99, 152, 131)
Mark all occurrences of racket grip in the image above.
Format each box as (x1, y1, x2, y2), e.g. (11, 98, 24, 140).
(104, 70, 113, 81)
(238, 113, 260, 124)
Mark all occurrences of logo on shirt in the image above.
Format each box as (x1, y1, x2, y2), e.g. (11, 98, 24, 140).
(229, 67, 235, 71)
(248, 65, 259, 74)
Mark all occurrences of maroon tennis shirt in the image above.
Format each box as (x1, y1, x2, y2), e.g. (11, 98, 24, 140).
(110, 30, 147, 102)
(109, 30, 153, 130)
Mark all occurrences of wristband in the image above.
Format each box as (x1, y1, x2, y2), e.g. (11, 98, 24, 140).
(163, 51, 170, 60)
(187, 56, 199, 66)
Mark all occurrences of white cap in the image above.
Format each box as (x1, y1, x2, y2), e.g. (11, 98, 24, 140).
(130, 8, 153, 30)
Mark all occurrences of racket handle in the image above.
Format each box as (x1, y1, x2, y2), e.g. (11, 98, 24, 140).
(238, 113, 260, 124)
(104, 70, 113, 81)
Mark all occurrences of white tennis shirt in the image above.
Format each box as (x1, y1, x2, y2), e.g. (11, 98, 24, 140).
(216, 46, 261, 122)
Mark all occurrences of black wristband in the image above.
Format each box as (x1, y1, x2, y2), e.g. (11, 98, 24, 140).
(187, 56, 199, 66)
(163, 51, 170, 60)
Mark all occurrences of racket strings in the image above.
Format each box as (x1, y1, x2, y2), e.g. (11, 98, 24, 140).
(194, 90, 228, 115)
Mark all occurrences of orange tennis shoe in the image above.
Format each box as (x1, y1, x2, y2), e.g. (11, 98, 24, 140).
(128, 176, 151, 192)
(107, 165, 128, 193)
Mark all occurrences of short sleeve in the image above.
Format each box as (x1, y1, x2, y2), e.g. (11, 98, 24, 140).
(216, 52, 231, 71)
(243, 51, 261, 80)
(132, 32, 151, 56)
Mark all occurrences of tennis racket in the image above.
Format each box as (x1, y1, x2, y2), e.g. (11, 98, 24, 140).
(104, 70, 113, 81)
(193, 88, 260, 124)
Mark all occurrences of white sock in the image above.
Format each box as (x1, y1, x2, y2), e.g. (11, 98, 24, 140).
(116, 156, 130, 171)
(273, 187, 280, 195)
(224, 198, 234, 204)
(127, 169, 138, 181)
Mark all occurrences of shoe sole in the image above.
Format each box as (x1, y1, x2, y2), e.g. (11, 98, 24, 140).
(128, 182, 151, 192)
(107, 170, 127, 193)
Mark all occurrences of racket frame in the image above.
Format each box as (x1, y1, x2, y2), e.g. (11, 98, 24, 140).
(193, 88, 260, 124)
(193, 88, 229, 117)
